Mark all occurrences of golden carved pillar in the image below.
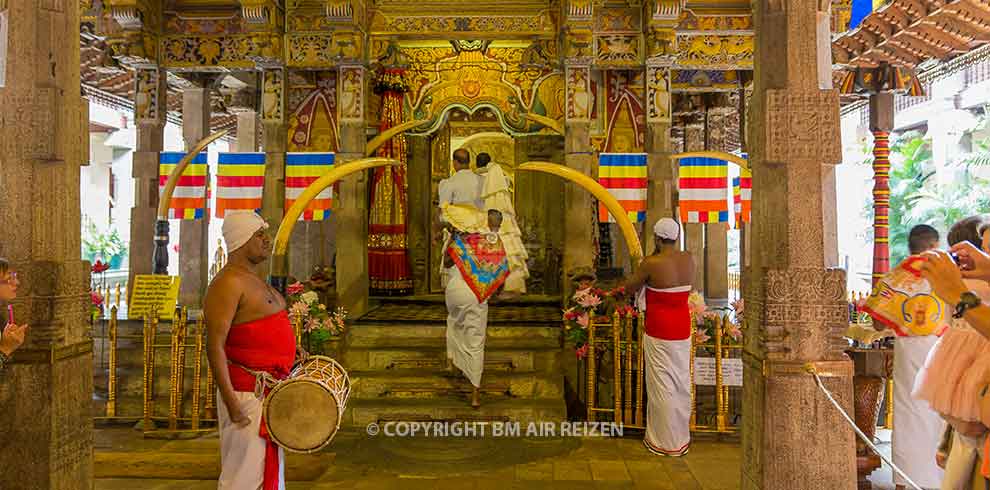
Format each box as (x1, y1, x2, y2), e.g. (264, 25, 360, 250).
(741, 1, 854, 489)
(335, 65, 370, 316)
(260, 68, 287, 233)
(0, 1, 93, 487)
(644, 61, 675, 235)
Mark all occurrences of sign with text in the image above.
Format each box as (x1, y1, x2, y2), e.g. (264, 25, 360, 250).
(128, 275, 181, 320)
(693, 357, 743, 387)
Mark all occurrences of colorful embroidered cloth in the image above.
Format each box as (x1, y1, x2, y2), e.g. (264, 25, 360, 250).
(447, 232, 509, 303)
(862, 256, 949, 337)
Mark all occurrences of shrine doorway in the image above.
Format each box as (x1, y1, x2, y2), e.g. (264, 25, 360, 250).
(405, 107, 566, 297)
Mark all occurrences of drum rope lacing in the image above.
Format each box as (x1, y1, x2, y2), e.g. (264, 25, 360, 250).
(228, 360, 285, 400)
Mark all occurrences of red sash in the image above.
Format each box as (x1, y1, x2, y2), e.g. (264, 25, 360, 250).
(225, 310, 296, 490)
(645, 289, 691, 341)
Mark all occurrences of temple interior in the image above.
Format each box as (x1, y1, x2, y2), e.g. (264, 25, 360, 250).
(2, 0, 990, 488)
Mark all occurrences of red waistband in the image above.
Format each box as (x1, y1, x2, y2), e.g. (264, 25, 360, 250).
(645, 290, 691, 341)
(225, 310, 296, 392)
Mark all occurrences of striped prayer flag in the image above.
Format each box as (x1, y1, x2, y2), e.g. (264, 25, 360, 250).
(678, 157, 729, 224)
(733, 166, 752, 228)
(216, 153, 266, 218)
(159, 152, 207, 220)
(597, 153, 647, 224)
(285, 152, 334, 221)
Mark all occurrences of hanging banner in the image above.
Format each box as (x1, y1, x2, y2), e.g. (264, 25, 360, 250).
(597, 153, 647, 223)
(285, 152, 334, 221)
(158, 152, 208, 220)
(216, 152, 265, 218)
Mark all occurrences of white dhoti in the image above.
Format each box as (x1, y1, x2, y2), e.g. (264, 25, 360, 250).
(643, 334, 692, 456)
(218, 391, 285, 490)
(894, 336, 944, 488)
(445, 266, 489, 388)
(481, 164, 528, 294)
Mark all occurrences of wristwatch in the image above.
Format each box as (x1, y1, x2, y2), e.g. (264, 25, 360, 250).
(953, 291, 982, 319)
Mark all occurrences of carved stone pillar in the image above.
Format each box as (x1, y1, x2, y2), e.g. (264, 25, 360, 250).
(741, 1, 854, 489)
(0, 2, 93, 488)
(260, 68, 286, 232)
(564, 64, 596, 295)
(684, 122, 706, 290)
(645, 64, 675, 239)
(178, 85, 212, 307)
(705, 105, 731, 303)
(236, 111, 260, 152)
(335, 67, 369, 315)
(129, 67, 167, 289)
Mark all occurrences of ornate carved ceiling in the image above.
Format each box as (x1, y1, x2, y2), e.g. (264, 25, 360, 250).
(833, 0, 990, 69)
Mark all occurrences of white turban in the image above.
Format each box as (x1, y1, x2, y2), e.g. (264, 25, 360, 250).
(222, 211, 269, 253)
(654, 217, 680, 241)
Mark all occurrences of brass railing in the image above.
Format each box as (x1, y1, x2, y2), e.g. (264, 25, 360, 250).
(583, 310, 742, 434)
(94, 306, 216, 434)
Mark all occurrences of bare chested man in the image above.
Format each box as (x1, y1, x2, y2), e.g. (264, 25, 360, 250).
(623, 217, 695, 456)
(205, 211, 297, 490)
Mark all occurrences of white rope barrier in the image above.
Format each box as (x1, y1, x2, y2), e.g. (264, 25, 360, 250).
(807, 366, 923, 490)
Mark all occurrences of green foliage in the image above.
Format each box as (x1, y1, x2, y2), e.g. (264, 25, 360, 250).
(865, 129, 990, 266)
(81, 217, 125, 263)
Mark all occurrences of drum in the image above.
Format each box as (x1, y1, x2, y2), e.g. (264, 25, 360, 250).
(264, 355, 351, 453)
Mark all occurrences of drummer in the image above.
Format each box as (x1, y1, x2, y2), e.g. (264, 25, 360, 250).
(204, 210, 300, 490)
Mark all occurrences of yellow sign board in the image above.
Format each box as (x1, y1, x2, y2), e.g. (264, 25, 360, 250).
(128, 275, 181, 320)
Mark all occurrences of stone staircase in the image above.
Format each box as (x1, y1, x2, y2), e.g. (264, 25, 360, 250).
(341, 319, 567, 427)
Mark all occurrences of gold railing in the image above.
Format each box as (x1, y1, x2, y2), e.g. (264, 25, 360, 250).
(583, 311, 741, 433)
(728, 272, 741, 298)
(690, 313, 742, 434)
(585, 312, 647, 428)
(94, 306, 216, 434)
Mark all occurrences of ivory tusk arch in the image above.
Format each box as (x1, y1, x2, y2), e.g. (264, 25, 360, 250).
(365, 119, 430, 156)
(671, 151, 749, 170)
(516, 161, 644, 263)
(269, 157, 400, 285)
(157, 130, 229, 219)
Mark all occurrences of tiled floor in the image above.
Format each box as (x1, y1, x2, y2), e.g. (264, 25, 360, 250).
(93, 427, 742, 489)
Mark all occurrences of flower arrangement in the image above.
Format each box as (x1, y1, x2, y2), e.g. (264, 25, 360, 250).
(562, 285, 635, 360)
(286, 281, 347, 355)
(691, 294, 744, 347)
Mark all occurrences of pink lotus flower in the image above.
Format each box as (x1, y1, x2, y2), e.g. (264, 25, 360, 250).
(576, 313, 590, 329)
(731, 298, 744, 316)
(695, 327, 711, 344)
(726, 323, 743, 342)
(286, 282, 305, 296)
(575, 344, 589, 360)
(577, 293, 602, 309)
(688, 292, 707, 317)
(562, 308, 579, 321)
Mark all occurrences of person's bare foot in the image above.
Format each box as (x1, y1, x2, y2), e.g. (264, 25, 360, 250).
(471, 387, 481, 409)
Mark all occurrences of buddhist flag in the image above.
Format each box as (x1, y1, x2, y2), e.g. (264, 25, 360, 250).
(849, 0, 884, 30)
(285, 152, 334, 221)
(597, 153, 647, 223)
(216, 153, 265, 218)
(678, 156, 729, 223)
(159, 152, 207, 220)
(733, 166, 752, 228)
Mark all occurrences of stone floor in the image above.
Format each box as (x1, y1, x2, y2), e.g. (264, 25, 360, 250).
(91, 426, 902, 489)
(93, 426, 741, 489)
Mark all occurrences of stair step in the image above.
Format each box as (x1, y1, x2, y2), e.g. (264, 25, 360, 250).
(343, 348, 559, 373)
(343, 397, 567, 427)
(348, 370, 563, 399)
(347, 324, 560, 350)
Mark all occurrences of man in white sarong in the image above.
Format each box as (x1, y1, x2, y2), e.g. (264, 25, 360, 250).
(624, 218, 695, 456)
(476, 152, 529, 295)
(438, 149, 489, 408)
(890, 224, 945, 490)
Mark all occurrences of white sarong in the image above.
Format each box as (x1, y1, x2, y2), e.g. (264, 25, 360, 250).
(218, 391, 285, 490)
(643, 334, 691, 456)
(445, 266, 489, 388)
(941, 431, 980, 490)
(480, 164, 529, 294)
(894, 335, 944, 488)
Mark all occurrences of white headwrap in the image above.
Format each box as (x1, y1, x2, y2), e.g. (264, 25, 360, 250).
(222, 211, 269, 253)
(653, 217, 680, 241)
